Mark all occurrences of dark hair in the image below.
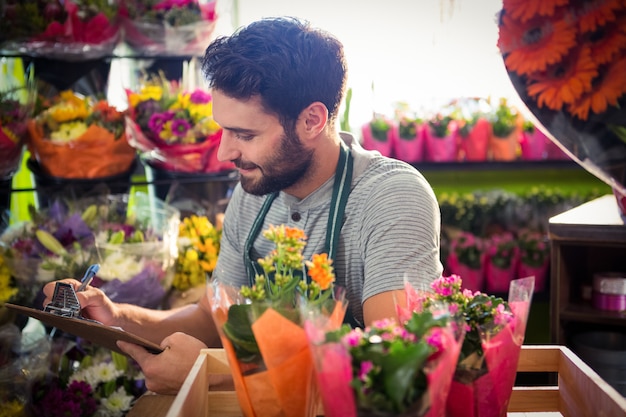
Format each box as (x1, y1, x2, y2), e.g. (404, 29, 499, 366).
(201, 16, 348, 131)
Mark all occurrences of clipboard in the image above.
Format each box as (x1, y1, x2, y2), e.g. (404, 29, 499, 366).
(6, 303, 163, 355)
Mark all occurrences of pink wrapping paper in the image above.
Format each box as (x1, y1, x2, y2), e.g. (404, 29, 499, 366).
(446, 277, 534, 417)
(459, 118, 490, 162)
(424, 125, 458, 162)
(520, 129, 549, 160)
(391, 123, 425, 163)
(361, 122, 395, 157)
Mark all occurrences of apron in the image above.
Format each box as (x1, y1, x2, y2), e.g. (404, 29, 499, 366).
(243, 141, 359, 327)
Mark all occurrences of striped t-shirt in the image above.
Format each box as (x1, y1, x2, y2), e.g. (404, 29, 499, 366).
(213, 133, 443, 327)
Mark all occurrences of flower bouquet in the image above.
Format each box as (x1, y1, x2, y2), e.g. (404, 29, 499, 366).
(485, 232, 519, 294)
(406, 274, 534, 417)
(361, 115, 395, 158)
(30, 337, 146, 417)
(0, 0, 121, 60)
(27, 89, 136, 177)
(119, 0, 218, 56)
(515, 228, 550, 293)
(498, 1, 626, 210)
(208, 224, 348, 417)
(305, 308, 463, 417)
(91, 192, 180, 309)
(167, 214, 221, 308)
(0, 86, 33, 180)
(445, 231, 485, 292)
(423, 113, 458, 162)
(125, 73, 233, 174)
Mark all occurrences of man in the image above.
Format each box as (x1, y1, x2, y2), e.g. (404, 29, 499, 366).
(43, 16, 443, 394)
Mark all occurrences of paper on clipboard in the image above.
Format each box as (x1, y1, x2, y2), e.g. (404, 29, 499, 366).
(5, 303, 163, 355)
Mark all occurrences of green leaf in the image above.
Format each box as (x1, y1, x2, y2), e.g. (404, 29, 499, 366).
(222, 304, 261, 362)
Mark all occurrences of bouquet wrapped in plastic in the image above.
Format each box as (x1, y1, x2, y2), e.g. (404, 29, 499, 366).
(403, 274, 534, 417)
(27, 90, 136, 179)
(125, 72, 234, 174)
(0, 87, 32, 180)
(305, 308, 463, 417)
(120, 0, 218, 56)
(0, 0, 121, 60)
(208, 225, 347, 417)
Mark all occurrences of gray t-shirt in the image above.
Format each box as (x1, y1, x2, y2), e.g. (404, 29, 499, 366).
(213, 133, 443, 326)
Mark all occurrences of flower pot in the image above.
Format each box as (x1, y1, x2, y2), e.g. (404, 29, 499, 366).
(145, 162, 239, 221)
(27, 158, 136, 208)
(489, 128, 520, 161)
(391, 123, 425, 163)
(520, 129, 549, 161)
(361, 122, 395, 157)
(459, 118, 491, 162)
(517, 261, 549, 293)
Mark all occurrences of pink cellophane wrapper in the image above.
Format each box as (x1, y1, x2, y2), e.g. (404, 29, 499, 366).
(423, 125, 458, 162)
(446, 252, 485, 292)
(391, 123, 425, 163)
(459, 118, 490, 162)
(306, 310, 463, 417)
(361, 122, 395, 157)
(446, 276, 535, 417)
(520, 129, 549, 161)
(125, 117, 234, 173)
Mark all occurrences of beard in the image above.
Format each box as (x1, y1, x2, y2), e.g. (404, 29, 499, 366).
(235, 132, 314, 196)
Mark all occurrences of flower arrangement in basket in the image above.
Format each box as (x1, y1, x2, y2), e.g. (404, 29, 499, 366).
(120, 0, 218, 55)
(0, 0, 121, 60)
(30, 338, 146, 417)
(305, 309, 463, 417)
(208, 224, 347, 417)
(402, 274, 534, 417)
(125, 72, 233, 174)
(27, 90, 136, 180)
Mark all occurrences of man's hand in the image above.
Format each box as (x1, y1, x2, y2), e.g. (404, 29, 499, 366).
(117, 332, 208, 394)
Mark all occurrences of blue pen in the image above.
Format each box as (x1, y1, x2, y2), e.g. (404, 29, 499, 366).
(77, 264, 100, 292)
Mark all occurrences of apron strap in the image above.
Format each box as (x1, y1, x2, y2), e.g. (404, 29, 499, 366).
(244, 191, 278, 283)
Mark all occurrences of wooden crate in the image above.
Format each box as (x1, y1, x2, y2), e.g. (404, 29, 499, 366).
(130, 345, 626, 417)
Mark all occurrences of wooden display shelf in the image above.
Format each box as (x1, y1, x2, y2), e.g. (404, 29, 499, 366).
(128, 345, 626, 417)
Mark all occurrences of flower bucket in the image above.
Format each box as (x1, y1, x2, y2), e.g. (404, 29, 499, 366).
(391, 123, 425, 163)
(361, 122, 395, 157)
(489, 129, 520, 161)
(27, 158, 137, 209)
(520, 129, 549, 161)
(446, 276, 534, 417)
(424, 125, 458, 162)
(485, 263, 516, 294)
(459, 118, 490, 162)
(516, 261, 549, 293)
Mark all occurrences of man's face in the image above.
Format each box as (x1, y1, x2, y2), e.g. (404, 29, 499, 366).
(213, 90, 314, 196)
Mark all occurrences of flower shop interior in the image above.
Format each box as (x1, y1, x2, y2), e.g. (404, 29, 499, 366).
(1, 0, 626, 416)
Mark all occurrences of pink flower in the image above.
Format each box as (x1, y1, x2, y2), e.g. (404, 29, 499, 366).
(342, 330, 363, 347)
(190, 90, 212, 104)
(358, 361, 374, 381)
(171, 118, 192, 137)
(153, 0, 195, 11)
(148, 112, 174, 134)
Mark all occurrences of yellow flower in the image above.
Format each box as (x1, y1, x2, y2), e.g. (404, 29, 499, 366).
(0, 253, 18, 304)
(50, 121, 89, 143)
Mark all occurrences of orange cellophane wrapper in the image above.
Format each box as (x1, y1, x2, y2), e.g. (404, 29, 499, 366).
(446, 276, 534, 417)
(210, 283, 346, 417)
(27, 120, 136, 179)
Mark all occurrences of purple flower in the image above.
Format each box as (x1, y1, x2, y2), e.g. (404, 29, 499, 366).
(189, 90, 212, 104)
(171, 118, 192, 137)
(148, 111, 175, 134)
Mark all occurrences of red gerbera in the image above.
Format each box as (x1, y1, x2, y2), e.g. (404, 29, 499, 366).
(502, 0, 568, 22)
(499, 13, 577, 75)
(526, 46, 598, 111)
(570, 0, 621, 33)
(568, 57, 626, 120)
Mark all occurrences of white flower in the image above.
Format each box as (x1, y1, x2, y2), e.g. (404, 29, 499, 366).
(100, 386, 133, 415)
(97, 251, 146, 282)
(72, 362, 122, 387)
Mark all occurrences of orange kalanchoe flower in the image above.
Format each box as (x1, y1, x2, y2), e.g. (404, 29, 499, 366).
(568, 57, 626, 120)
(307, 253, 335, 291)
(499, 14, 577, 75)
(502, 0, 567, 22)
(526, 46, 598, 111)
(572, 0, 621, 33)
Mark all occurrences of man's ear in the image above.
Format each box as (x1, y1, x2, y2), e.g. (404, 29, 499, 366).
(298, 102, 328, 140)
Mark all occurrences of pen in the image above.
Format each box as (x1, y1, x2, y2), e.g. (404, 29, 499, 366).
(77, 264, 100, 292)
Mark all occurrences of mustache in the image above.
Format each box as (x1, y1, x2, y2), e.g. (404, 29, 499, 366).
(233, 158, 259, 171)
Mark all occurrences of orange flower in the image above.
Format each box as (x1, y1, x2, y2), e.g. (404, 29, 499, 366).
(284, 226, 307, 241)
(502, 0, 567, 22)
(526, 46, 598, 111)
(584, 16, 626, 64)
(568, 57, 626, 120)
(307, 253, 335, 290)
(571, 0, 621, 33)
(499, 14, 577, 75)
